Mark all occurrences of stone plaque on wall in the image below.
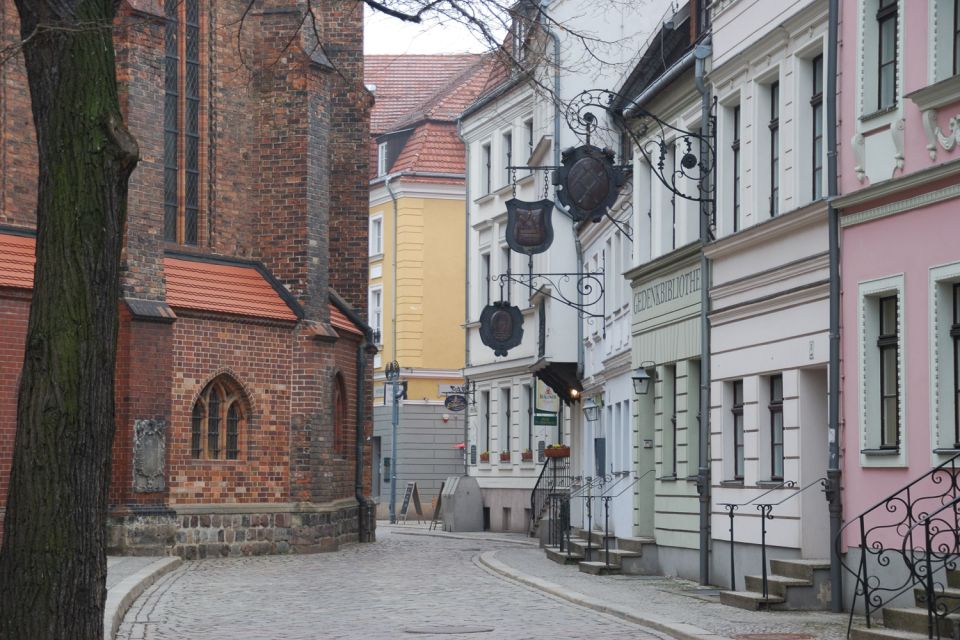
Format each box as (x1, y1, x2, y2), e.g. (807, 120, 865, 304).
(133, 419, 166, 493)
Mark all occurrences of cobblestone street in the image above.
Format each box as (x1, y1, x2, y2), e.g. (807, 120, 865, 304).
(118, 528, 669, 639)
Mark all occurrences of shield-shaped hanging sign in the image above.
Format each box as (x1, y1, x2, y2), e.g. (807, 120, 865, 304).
(506, 198, 555, 255)
(479, 301, 524, 357)
(552, 144, 625, 223)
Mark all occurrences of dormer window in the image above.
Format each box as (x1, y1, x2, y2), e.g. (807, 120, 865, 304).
(377, 142, 388, 177)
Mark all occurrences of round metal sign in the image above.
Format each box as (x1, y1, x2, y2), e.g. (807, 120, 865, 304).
(444, 394, 467, 412)
(479, 301, 524, 357)
(552, 144, 625, 223)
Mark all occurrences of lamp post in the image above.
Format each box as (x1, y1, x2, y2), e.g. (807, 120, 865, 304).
(583, 397, 601, 422)
(386, 361, 401, 524)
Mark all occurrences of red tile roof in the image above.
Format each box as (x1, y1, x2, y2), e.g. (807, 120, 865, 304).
(163, 257, 298, 321)
(329, 305, 363, 336)
(0, 232, 35, 290)
(390, 122, 467, 176)
(366, 54, 483, 135)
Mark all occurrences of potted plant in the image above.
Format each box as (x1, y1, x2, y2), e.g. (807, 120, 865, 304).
(544, 443, 570, 458)
(521, 448, 533, 461)
(479, 450, 490, 462)
(499, 450, 511, 462)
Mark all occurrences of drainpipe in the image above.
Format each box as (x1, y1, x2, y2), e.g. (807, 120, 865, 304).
(356, 332, 369, 542)
(694, 38, 712, 587)
(385, 176, 399, 362)
(458, 118, 471, 474)
(826, 0, 843, 613)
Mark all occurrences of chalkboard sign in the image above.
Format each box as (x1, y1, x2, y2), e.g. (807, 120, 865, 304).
(399, 481, 423, 523)
(429, 481, 445, 530)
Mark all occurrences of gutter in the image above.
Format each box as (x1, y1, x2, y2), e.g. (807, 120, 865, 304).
(693, 38, 712, 588)
(458, 117, 471, 475)
(826, 0, 843, 613)
(623, 49, 697, 118)
(369, 171, 465, 188)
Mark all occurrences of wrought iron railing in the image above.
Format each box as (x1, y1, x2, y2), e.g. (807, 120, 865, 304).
(530, 455, 573, 536)
(598, 471, 643, 568)
(838, 452, 960, 636)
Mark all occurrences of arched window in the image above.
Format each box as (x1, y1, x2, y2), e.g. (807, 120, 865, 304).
(191, 376, 247, 460)
(334, 373, 348, 455)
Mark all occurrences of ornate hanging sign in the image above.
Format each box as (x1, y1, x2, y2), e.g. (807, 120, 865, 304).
(552, 144, 625, 223)
(505, 198, 554, 255)
(479, 301, 524, 357)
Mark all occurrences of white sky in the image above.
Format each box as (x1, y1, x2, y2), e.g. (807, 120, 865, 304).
(363, 5, 498, 55)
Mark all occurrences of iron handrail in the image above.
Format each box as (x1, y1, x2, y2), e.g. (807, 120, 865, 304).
(530, 456, 573, 536)
(752, 478, 828, 599)
(718, 479, 797, 590)
(599, 473, 643, 567)
(836, 452, 960, 635)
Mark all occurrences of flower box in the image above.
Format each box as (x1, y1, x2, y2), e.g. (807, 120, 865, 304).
(499, 452, 511, 462)
(479, 452, 490, 462)
(521, 451, 533, 461)
(544, 446, 570, 458)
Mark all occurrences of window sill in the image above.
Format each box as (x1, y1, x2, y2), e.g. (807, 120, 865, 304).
(860, 105, 899, 125)
(474, 192, 496, 205)
(906, 74, 960, 112)
(657, 474, 678, 482)
(368, 253, 384, 262)
(861, 448, 901, 456)
(757, 480, 788, 489)
(494, 183, 514, 198)
(933, 448, 960, 455)
(719, 480, 744, 488)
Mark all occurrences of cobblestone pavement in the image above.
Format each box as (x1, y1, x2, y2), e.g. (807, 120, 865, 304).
(118, 528, 670, 640)
(492, 546, 849, 640)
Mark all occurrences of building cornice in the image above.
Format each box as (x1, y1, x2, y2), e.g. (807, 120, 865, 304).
(710, 280, 829, 326)
(704, 201, 827, 260)
(832, 158, 960, 210)
(624, 242, 701, 283)
(712, 252, 829, 301)
(839, 182, 960, 228)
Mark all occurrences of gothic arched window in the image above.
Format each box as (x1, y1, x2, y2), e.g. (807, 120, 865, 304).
(334, 373, 348, 455)
(191, 376, 246, 460)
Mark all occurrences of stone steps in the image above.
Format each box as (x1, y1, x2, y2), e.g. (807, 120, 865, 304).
(718, 589, 785, 610)
(720, 558, 831, 611)
(540, 530, 657, 576)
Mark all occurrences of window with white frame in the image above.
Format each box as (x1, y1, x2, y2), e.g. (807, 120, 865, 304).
(369, 215, 383, 256)
(500, 245, 511, 302)
(522, 383, 532, 453)
(480, 390, 490, 455)
(502, 130, 513, 188)
(732, 380, 745, 480)
(368, 286, 383, 344)
(481, 142, 492, 195)
(524, 119, 534, 160)
(954, 0, 960, 75)
(877, 0, 898, 110)
(930, 264, 960, 454)
(480, 252, 491, 306)
(377, 142, 388, 177)
(662, 365, 677, 479)
(859, 275, 905, 464)
(732, 104, 742, 232)
(811, 55, 825, 201)
(500, 387, 512, 457)
(769, 81, 781, 217)
(769, 374, 784, 480)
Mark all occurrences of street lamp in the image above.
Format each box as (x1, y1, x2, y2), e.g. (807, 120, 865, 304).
(632, 363, 656, 395)
(583, 397, 600, 422)
(385, 361, 401, 524)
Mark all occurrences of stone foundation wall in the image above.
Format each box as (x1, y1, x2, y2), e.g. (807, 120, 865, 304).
(108, 499, 374, 558)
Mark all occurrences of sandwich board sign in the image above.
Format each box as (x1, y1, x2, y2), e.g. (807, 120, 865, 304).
(399, 481, 423, 523)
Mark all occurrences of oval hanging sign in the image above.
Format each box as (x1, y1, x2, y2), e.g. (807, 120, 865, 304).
(444, 394, 467, 412)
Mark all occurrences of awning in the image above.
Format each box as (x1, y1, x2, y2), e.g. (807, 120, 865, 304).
(529, 360, 582, 405)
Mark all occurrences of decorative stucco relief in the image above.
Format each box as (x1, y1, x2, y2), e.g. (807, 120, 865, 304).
(920, 109, 960, 160)
(852, 133, 866, 182)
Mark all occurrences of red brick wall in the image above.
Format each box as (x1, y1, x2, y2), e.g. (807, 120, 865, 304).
(168, 313, 295, 504)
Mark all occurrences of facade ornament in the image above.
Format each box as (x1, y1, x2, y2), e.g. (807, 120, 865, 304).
(852, 133, 866, 182)
(921, 109, 960, 158)
(892, 118, 905, 172)
(133, 418, 167, 493)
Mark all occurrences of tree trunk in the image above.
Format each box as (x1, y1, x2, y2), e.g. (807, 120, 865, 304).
(0, 1, 138, 637)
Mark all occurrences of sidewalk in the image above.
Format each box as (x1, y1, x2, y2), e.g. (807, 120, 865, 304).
(105, 556, 181, 640)
(386, 523, 850, 640)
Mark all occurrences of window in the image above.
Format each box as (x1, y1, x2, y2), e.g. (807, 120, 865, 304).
(952, 284, 960, 446)
(523, 383, 533, 453)
(480, 252, 491, 306)
(503, 131, 513, 187)
(164, 0, 202, 246)
(877, 0, 898, 110)
(733, 380, 744, 480)
(525, 119, 534, 160)
(955, 0, 960, 76)
(500, 245, 511, 302)
(878, 295, 900, 448)
(481, 391, 491, 454)
(669, 366, 678, 478)
(368, 287, 383, 344)
(769, 375, 784, 480)
(333, 373, 348, 456)
(481, 143, 492, 194)
(769, 82, 780, 217)
(811, 56, 824, 200)
(369, 215, 383, 256)
(501, 388, 512, 456)
(377, 142, 388, 177)
(669, 142, 677, 249)
(732, 105, 741, 232)
(191, 376, 246, 460)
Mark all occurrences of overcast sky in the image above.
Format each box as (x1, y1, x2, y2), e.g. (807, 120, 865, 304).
(363, 5, 498, 55)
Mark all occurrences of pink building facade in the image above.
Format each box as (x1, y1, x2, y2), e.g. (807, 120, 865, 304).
(836, 0, 960, 611)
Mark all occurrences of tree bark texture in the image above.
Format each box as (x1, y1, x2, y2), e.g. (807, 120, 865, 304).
(0, 1, 138, 638)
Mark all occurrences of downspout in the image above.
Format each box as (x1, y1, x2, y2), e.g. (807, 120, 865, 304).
(458, 118, 471, 474)
(826, 0, 843, 613)
(385, 176, 399, 362)
(356, 332, 369, 542)
(694, 37, 712, 587)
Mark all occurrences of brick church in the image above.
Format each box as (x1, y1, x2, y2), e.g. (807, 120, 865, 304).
(0, 0, 376, 556)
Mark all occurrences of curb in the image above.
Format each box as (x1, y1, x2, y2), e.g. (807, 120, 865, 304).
(104, 557, 182, 640)
(383, 525, 538, 547)
(478, 551, 734, 640)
